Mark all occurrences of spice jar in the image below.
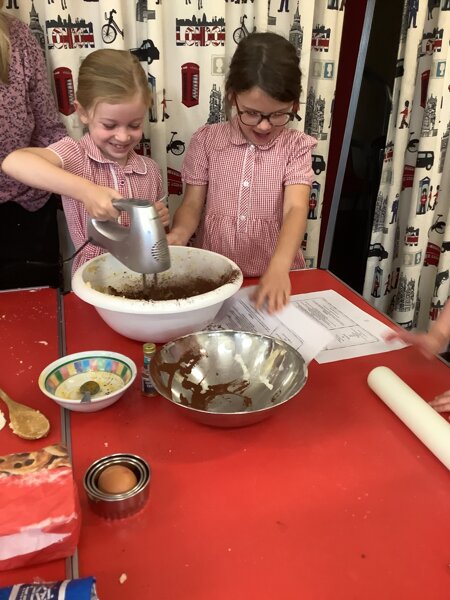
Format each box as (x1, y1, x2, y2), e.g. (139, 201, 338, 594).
(141, 343, 157, 397)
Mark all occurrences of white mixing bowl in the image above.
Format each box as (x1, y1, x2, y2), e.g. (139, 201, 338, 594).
(71, 247, 243, 343)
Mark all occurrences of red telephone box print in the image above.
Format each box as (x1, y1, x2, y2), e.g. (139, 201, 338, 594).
(420, 70, 430, 108)
(181, 63, 200, 107)
(167, 168, 182, 195)
(53, 67, 75, 116)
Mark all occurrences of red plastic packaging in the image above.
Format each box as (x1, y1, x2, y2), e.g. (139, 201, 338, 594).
(0, 444, 81, 572)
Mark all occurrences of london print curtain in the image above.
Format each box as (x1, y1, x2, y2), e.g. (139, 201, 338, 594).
(364, 0, 450, 333)
(6, 0, 344, 267)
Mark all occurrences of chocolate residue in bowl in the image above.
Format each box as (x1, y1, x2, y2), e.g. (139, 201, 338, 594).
(179, 378, 252, 412)
(156, 345, 252, 412)
(107, 269, 241, 301)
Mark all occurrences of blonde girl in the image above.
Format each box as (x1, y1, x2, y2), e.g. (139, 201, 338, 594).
(3, 49, 169, 274)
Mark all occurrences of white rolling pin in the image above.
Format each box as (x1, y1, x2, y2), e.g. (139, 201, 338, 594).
(367, 366, 450, 470)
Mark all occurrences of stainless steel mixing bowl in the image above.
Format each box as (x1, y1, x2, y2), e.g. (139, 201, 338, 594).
(150, 330, 308, 427)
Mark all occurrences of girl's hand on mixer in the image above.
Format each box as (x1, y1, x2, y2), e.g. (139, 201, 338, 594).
(83, 185, 122, 220)
(154, 201, 170, 227)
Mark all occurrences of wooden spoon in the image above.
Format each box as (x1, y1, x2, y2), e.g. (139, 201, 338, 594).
(0, 387, 50, 440)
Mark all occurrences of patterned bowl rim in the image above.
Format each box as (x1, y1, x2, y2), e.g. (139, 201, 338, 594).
(38, 351, 137, 401)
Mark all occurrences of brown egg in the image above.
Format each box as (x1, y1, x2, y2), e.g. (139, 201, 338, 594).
(97, 465, 138, 494)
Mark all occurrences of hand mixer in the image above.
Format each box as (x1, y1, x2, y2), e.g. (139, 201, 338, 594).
(87, 199, 171, 274)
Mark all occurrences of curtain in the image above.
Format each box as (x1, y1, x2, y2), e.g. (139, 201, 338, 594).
(7, 0, 344, 267)
(364, 0, 450, 333)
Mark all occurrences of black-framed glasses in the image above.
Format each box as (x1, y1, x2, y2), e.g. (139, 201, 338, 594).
(234, 96, 295, 127)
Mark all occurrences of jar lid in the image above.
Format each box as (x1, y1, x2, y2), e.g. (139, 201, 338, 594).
(143, 342, 156, 354)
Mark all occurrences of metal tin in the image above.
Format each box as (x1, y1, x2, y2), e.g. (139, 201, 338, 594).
(83, 453, 151, 519)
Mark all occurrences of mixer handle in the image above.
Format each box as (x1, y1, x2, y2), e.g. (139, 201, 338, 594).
(111, 198, 153, 213)
(88, 197, 170, 273)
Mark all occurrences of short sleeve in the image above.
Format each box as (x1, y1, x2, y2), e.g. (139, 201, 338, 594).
(284, 132, 317, 187)
(48, 136, 85, 176)
(181, 125, 210, 186)
(143, 156, 164, 200)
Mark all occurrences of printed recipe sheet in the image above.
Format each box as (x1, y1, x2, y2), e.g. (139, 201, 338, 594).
(290, 289, 406, 363)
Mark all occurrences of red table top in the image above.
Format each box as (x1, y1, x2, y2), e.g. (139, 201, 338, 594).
(65, 269, 449, 600)
(0, 271, 449, 599)
(0, 288, 67, 586)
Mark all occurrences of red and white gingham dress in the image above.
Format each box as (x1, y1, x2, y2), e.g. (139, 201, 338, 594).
(181, 117, 317, 277)
(48, 134, 163, 274)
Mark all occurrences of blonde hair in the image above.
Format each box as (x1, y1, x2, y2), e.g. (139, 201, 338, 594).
(0, 1, 11, 84)
(76, 49, 152, 111)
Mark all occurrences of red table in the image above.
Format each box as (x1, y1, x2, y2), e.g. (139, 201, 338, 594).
(61, 269, 449, 600)
(0, 272, 449, 598)
(0, 288, 67, 587)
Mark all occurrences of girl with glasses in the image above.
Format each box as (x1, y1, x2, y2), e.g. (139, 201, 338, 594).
(168, 32, 316, 313)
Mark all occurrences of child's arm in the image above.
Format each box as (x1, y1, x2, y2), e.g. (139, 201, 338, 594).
(2, 148, 120, 220)
(253, 183, 309, 313)
(385, 300, 450, 358)
(429, 300, 450, 349)
(429, 391, 450, 414)
(166, 184, 207, 245)
(386, 302, 450, 415)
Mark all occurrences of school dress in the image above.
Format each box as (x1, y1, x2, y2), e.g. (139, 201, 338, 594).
(181, 117, 317, 277)
(0, 16, 67, 289)
(48, 134, 163, 274)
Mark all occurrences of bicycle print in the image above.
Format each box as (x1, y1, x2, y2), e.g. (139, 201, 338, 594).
(166, 132, 185, 156)
(233, 15, 256, 44)
(102, 10, 124, 44)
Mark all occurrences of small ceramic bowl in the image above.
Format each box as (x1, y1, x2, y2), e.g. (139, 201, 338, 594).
(84, 453, 151, 519)
(38, 351, 137, 412)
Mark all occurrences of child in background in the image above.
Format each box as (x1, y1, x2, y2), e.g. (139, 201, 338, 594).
(386, 301, 450, 413)
(2, 49, 169, 274)
(167, 32, 316, 313)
